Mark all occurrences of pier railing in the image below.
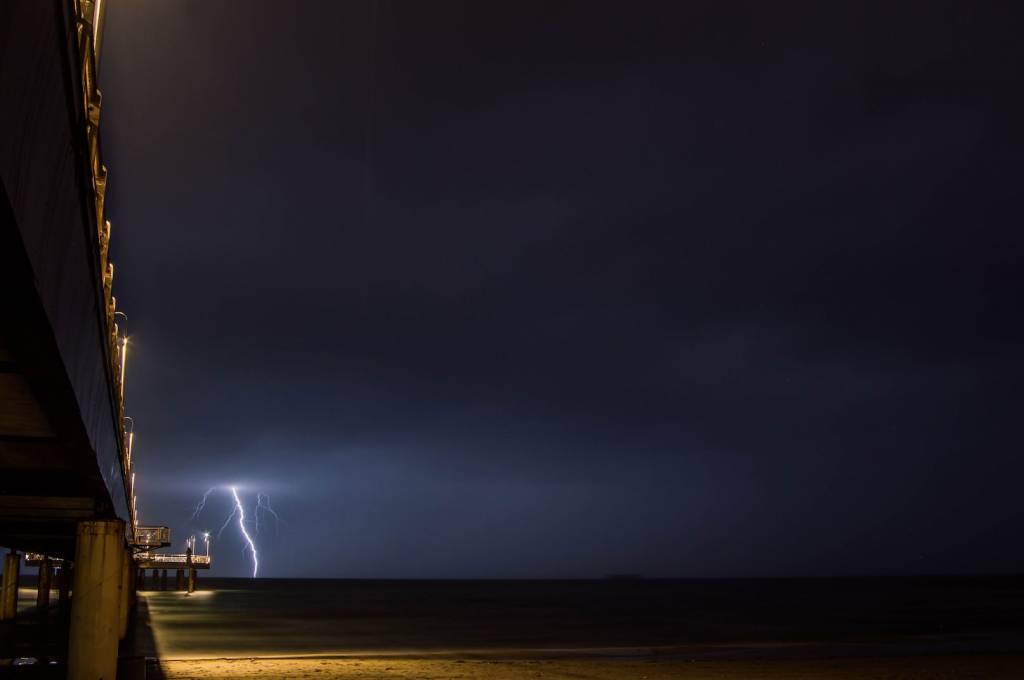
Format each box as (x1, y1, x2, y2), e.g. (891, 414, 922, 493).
(133, 525, 171, 549)
(137, 552, 211, 567)
(23, 553, 66, 567)
(72, 0, 135, 531)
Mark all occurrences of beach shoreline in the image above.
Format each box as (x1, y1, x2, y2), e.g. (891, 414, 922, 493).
(157, 653, 1024, 679)
(137, 577, 1024, 679)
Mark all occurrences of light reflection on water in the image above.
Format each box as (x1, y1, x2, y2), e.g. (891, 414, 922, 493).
(141, 577, 1024, 662)
(142, 578, 692, 659)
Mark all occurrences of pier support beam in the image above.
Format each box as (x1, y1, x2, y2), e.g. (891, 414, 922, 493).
(152, 568, 159, 590)
(118, 549, 131, 640)
(185, 546, 196, 593)
(161, 569, 167, 591)
(68, 520, 125, 680)
(58, 565, 71, 608)
(1, 551, 20, 619)
(175, 569, 184, 590)
(36, 557, 52, 610)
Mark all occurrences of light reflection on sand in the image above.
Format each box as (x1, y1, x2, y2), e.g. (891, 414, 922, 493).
(158, 655, 1024, 680)
(140, 578, 1024, 678)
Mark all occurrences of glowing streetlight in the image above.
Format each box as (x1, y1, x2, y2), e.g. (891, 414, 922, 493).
(114, 311, 128, 403)
(203, 532, 211, 557)
(123, 416, 134, 467)
(118, 337, 127, 400)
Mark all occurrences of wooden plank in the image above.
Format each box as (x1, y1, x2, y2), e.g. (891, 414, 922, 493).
(0, 495, 95, 510)
(0, 438, 76, 471)
(0, 373, 55, 437)
(0, 496, 96, 519)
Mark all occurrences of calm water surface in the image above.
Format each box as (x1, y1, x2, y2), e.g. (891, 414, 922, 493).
(141, 577, 1024, 659)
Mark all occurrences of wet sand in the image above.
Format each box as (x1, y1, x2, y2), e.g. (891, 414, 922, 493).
(140, 577, 1024, 679)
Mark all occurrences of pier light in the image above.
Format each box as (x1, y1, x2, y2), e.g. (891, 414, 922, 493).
(114, 311, 128, 402)
(124, 416, 134, 466)
(119, 336, 128, 401)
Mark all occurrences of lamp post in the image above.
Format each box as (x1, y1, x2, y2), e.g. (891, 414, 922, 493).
(114, 311, 128, 402)
(123, 416, 134, 464)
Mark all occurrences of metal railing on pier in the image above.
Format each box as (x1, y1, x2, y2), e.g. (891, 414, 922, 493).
(136, 552, 211, 568)
(133, 525, 171, 549)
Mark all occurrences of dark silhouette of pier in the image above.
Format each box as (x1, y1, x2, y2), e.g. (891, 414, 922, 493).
(0, 2, 206, 676)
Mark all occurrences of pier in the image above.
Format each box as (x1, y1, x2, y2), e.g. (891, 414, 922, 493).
(0, 1, 207, 676)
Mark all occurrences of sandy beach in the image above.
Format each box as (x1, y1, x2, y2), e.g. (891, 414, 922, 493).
(136, 577, 1024, 679)
(159, 654, 1024, 680)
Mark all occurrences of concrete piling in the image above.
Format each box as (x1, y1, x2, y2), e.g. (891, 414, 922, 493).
(161, 569, 168, 591)
(118, 549, 131, 640)
(176, 569, 184, 590)
(36, 556, 52, 610)
(152, 568, 159, 590)
(1, 551, 20, 619)
(68, 519, 124, 680)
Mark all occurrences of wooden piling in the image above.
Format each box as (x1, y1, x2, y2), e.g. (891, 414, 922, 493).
(186, 547, 196, 593)
(58, 565, 71, 608)
(68, 520, 123, 680)
(36, 556, 52, 610)
(1, 551, 20, 619)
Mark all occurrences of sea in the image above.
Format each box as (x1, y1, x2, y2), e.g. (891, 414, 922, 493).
(137, 575, 1024, 661)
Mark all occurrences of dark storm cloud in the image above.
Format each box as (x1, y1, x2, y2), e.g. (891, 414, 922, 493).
(101, 2, 1022, 577)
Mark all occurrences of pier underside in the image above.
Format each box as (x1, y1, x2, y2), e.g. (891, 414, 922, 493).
(0, 197, 120, 560)
(0, 1, 129, 559)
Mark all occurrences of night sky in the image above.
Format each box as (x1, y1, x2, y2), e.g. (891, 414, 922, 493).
(100, 2, 1022, 578)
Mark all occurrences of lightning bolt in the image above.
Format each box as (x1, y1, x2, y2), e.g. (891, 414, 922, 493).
(190, 487, 216, 521)
(230, 486, 258, 578)
(255, 493, 282, 536)
(216, 503, 238, 539)
(189, 485, 277, 577)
